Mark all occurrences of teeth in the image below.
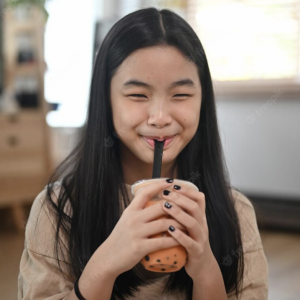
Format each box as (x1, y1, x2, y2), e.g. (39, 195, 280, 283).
(142, 136, 169, 141)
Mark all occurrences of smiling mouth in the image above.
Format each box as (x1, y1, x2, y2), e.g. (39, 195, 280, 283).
(141, 135, 176, 148)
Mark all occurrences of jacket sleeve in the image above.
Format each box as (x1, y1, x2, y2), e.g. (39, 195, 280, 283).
(18, 184, 76, 300)
(227, 189, 269, 300)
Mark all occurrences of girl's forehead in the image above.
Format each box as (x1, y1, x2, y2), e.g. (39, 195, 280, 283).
(123, 46, 191, 67)
(112, 46, 200, 88)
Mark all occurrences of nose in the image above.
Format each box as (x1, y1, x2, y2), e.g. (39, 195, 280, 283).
(147, 99, 172, 128)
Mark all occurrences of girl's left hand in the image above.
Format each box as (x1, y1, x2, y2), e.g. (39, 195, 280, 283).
(161, 184, 215, 280)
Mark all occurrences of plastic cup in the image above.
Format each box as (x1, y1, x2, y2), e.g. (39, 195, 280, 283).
(131, 178, 199, 273)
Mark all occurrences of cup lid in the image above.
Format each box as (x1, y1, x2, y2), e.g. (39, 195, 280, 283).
(130, 178, 199, 196)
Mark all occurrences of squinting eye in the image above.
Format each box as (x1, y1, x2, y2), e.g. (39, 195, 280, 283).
(175, 94, 190, 97)
(129, 94, 147, 98)
(128, 94, 190, 98)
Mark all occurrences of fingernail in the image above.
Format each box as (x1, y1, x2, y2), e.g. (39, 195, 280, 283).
(164, 202, 172, 209)
(174, 185, 181, 190)
(169, 225, 175, 232)
(163, 190, 170, 196)
(166, 178, 174, 183)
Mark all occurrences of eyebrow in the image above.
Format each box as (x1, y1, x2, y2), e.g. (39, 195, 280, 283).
(122, 78, 195, 90)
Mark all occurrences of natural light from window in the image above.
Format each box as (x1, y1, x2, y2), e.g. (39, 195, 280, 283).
(191, 1, 299, 81)
(44, 0, 94, 128)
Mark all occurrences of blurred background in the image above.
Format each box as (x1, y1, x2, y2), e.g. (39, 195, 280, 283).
(0, 0, 299, 299)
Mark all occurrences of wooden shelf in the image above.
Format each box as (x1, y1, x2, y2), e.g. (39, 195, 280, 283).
(0, 4, 51, 232)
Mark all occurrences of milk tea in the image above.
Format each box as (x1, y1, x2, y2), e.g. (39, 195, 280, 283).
(131, 178, 199, 273)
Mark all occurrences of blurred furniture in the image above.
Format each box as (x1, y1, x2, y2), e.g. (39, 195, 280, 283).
(0, 4, 51, 232)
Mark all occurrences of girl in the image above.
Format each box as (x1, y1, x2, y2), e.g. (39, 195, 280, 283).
(18, 7, 268, 300)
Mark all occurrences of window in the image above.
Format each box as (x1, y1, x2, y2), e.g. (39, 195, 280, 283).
(187, 0, 300, 94)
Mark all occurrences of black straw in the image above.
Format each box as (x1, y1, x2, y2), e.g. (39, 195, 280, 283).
(152, 140, 165, 178)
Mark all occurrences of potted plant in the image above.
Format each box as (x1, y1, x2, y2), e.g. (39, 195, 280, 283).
(6, 0, 52, 21)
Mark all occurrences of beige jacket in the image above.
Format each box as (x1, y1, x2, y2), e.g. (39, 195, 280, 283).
(18, 182, 268, 299)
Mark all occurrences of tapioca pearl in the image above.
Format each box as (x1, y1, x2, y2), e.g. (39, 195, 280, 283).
(157, 259, 161, 262)
(150, 266, 154, 268)
(174, 261, 177, 264)
(161, 268, 166, 271)
(145, 255, 150, 261)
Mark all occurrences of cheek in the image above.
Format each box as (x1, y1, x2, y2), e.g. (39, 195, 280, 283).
(114, 106, 146, 137)
(178, 104, 200, 128)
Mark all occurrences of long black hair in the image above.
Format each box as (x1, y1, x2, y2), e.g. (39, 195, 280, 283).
(43, 7, 244, 300)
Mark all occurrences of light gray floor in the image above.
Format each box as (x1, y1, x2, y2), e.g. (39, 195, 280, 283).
(0, 228, 299, 299)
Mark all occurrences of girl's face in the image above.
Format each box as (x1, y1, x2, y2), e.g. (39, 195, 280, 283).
(110, 46, 202, 169)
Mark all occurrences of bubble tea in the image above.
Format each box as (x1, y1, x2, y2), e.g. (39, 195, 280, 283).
(131, 140, 199, 273)
(131, 178, 199, 272)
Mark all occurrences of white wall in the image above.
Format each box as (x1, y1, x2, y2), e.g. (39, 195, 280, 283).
(217, 94, 300, 198)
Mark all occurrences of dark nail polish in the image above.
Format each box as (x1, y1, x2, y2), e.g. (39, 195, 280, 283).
(174, 185, 181, 190)
(163, 190, 170, 196)
(166, 178, 174, 183)
(164, 202, 172, 209)
(169, 225, 175, 232)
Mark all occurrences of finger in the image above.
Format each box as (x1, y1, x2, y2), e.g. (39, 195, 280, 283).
(144, 236, 181, 254)
(162, 201, 202, 241)
(130, 179, 173, 210)
(171, 184, 206, 213)
(138, 199, 169, 223)
(162, 191, 203, 224)
(138, 218, 187, 238)
(162, 200, 197, 231)
(167, 225, 199, 255)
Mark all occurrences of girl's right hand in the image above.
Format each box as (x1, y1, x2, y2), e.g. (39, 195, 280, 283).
(96, 179, 185, 277)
